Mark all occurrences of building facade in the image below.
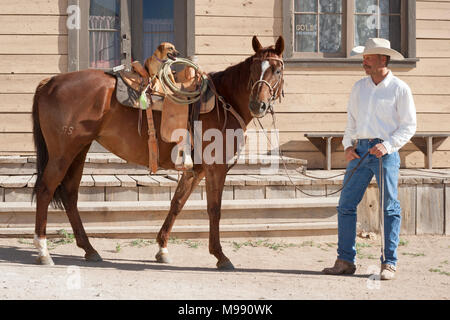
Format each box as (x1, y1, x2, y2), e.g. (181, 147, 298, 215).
(1, 0, 449, 169)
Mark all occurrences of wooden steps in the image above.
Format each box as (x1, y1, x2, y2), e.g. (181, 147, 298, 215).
(0, 223, 339, 238)
(2, 155, 449, 236)
(0, 198, 339, 238)
(0, 154, 339, 238)
(0, 154, 307, 175)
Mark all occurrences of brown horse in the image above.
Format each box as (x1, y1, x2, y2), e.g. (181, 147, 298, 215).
(31, 36, 285, 269)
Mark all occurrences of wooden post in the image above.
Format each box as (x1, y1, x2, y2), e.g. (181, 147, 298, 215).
(304, 133, 344, 170)
(445, 183, 450, 236)
(426, 136, 433, 169)
(326, 137, 332, 171)
(410, 135, 449, 170)
(120, 0, 132, 68)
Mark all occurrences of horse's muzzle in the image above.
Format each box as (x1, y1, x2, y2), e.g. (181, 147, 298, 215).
(249, 100, 269, 118)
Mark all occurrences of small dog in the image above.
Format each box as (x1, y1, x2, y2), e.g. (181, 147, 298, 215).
(144, 42, 179, 83)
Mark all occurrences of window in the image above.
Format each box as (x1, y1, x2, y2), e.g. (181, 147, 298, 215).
(67, 0, 194, 152)
(354, 0, 402, 52)
(142, 1, 174, 60)
(283, 0, 417, 66)
(131, 1, 174, 63)
(68, 0, 194, 71)
(89, 0, 121, 69)
(294, 0, 344, 56)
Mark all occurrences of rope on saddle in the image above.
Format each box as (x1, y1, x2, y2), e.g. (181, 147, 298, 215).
(157, 58, 209, 105)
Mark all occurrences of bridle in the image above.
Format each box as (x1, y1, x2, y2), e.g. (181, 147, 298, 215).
(249, 56, 285, 112)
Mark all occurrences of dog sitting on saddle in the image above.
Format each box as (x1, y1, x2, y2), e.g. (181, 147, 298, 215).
(144, 42, 179, 93)
(113, 42, 179, 106)
(112, 41, 197, 172)
(144, 42, 196, 171)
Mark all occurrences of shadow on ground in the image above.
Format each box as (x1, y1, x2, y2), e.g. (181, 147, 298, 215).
(0, 245, 369, 278)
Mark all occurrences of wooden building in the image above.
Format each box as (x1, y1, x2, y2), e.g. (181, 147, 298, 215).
(1, 0, 449, 169)
(0, 0, 449, 237)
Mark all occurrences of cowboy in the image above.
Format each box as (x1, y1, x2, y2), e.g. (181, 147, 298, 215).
(322, 38, 417, 280)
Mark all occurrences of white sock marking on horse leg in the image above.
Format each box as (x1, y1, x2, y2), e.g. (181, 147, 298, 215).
(158, 247, 169, 254)
(34, 234, 50, 257)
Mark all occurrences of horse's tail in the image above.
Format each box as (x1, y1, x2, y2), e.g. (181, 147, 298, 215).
(32, 78, 66, 210)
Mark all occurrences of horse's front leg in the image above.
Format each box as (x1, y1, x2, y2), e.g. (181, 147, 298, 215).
(155, 167, 205, 263)
(205, 165, 234, 270)
(61, 144, 102, 262)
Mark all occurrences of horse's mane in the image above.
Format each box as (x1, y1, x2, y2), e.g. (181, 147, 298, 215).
(209, 46, 280, 92)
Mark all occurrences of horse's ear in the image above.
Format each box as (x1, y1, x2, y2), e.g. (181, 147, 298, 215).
(275, 36, 285, 56)
(252, 36, 263, 53)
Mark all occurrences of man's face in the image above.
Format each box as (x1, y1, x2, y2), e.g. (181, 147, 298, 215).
(362, 54, 385, 75)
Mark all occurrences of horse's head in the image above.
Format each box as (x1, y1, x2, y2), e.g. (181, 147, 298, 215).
(248, 36, 285, 118)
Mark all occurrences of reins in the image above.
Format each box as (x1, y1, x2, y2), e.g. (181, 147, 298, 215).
(249, 55, 365, 197)
(255, 114, 369, 197)
(260, 108, 387, 259)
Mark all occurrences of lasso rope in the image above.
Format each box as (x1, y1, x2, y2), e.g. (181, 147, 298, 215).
(157, 58, 208, 105)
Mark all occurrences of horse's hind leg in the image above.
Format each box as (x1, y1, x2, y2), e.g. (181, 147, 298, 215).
(155, 168, 205, 263)
(34, 157, 74, 265)
(60, 144, 102, 262)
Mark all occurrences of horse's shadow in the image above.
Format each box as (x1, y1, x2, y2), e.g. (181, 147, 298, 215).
(0, 245, 370, 278)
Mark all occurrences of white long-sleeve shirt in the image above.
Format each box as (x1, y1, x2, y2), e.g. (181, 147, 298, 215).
(342, 71, 417, 154)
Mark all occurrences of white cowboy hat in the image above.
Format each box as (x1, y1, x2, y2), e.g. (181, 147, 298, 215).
(351, 38, 404, 60)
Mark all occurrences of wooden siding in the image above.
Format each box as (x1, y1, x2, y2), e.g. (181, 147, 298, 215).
(0, 0, 449, 170)
(0, 0, 68, 154)
(196, 0, 450, 169)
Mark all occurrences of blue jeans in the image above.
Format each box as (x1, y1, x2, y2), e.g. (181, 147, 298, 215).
(337, 139, 402, 266)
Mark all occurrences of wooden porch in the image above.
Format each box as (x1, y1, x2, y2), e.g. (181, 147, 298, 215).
(0, 154, 448, 238)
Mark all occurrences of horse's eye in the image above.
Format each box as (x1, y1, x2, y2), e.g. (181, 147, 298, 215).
(275, 69, 281, 75)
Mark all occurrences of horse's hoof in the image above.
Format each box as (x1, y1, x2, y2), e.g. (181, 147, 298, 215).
(155, 252, 171, 264)
(85, 251, 103, 262)
(217, 259, 235, 271)
(36, 255, 55, 266)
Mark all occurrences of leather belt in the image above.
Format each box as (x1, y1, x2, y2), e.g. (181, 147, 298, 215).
(146, 107, 159, 173)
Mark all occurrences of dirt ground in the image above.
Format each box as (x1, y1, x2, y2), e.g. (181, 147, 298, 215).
(0, 234, 448, 300)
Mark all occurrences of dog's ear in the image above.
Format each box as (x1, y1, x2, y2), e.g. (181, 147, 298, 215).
(252, 36, 263, 53)
(275, 36, 284, 56)
(155, 44, 165, 58)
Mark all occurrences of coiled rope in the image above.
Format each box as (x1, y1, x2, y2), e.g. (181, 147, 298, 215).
(157, 58, 209, 105)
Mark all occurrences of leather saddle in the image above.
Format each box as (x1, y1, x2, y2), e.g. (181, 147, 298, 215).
(121, 61, 149, 91)
(107, 61, 158, 173)
(107, 61, 217, 172)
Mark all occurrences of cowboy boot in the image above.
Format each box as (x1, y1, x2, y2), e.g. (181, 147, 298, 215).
(380, 264, 396, 280)
(322, 259, 357, 275)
